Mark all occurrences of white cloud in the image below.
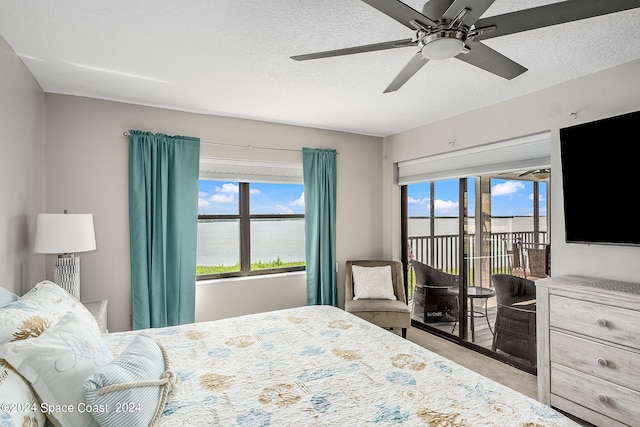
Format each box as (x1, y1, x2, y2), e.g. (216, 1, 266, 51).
(250, 188, 261, 195)
(492, 181, 524, 196)
(290, 192, 305, 208)
(198, 199, 212, 209)
(408, 196, 429, 204)
(211, 193, 235, 203)
(434, 199, 458, 216)
(276, 204, 294, 214)
(217, 183, 239, 194)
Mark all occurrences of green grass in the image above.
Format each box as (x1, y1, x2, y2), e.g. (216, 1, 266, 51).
(197, 257, 305, 275)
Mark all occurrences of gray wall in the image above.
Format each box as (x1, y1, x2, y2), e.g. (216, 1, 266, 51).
(44, 94, 384, 332)
(0, 36, 46, 294)
(7, 30, 640, 333)
(383, 58, 640, 284)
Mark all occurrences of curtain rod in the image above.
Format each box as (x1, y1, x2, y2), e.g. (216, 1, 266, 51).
(122, 132, 339, 154)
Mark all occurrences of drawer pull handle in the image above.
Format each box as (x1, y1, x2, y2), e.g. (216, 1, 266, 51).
(597, 358, 608, 366)
(596, 318, 607, 327)
(597, 394, 608, 403)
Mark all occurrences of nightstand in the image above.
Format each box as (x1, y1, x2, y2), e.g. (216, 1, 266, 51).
(82, 300, 108, 334)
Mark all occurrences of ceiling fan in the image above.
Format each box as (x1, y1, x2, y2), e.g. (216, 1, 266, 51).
(291, 0, 640, 93)
(519, 168, 550, 179)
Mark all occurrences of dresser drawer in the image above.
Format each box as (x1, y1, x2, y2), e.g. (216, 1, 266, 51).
(549, 295, 640, 349)
(550, 330, 640, 392)
(551, 363, 640, 426)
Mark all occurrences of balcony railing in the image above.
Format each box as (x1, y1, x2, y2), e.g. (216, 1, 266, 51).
(408, 231, 548, 286)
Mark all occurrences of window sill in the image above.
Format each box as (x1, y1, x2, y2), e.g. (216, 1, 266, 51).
(197, 270, 306, 287)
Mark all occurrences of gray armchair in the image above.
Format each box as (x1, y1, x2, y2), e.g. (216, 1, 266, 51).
(345, 260, 411, 338)
(410, 260, 458, 323)
(491, 274, 537, 366)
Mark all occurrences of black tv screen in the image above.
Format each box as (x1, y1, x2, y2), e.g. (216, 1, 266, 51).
(560, 110, 640, 247)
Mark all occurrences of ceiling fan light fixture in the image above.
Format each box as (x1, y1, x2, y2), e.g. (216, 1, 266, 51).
(420, 30, 466, 60)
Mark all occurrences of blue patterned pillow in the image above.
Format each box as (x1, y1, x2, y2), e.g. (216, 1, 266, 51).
(0, 287, 19, 306)
(83, 333, 177, 427)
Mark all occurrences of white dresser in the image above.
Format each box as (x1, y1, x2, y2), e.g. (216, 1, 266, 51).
(536, 275, 640, 427)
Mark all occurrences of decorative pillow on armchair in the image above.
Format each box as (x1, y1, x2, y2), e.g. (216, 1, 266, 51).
(352, 265, 397, 300)
(0, 280, 98, 344)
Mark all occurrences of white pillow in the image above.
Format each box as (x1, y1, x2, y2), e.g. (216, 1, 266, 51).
(352, 265, 397, 300)
(0, 313, 113, 427)
(0, 360, 47, 426)
(0, 280, 98, 344)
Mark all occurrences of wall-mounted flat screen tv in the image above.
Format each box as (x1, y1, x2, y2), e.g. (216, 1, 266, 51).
(560, 109, 640, 247)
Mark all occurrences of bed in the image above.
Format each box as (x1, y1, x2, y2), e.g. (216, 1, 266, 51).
(1, 281, 580, 426)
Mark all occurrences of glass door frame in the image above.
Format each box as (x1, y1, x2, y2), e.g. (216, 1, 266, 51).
(403, 177, 539, 375)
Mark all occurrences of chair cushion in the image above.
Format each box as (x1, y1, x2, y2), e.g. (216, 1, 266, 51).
(345, 298, 410, 314)
(344, 302, 410, 329)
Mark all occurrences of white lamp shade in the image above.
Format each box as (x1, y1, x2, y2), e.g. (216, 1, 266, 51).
(34, 213, 96, 254)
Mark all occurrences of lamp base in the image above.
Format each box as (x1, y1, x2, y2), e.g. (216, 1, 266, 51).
(54, 255, 80, 299)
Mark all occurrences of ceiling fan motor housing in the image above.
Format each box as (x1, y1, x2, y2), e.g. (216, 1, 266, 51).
(420, 29, 467, 60)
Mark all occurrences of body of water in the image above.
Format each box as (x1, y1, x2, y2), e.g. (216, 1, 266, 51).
(197, 216, 546, 266)
(197, 219, 305, 266)
(408, 216, 547, 237)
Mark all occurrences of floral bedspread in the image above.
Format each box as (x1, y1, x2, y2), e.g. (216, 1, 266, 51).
(103, 305, 578, 426)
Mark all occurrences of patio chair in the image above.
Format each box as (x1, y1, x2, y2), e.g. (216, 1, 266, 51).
(507, 240, 528, 278)
(527, 246, 549, 278)
(410, 260, 458, 323)
(345, 260, 411, 338)
(491, 274, 537, 366)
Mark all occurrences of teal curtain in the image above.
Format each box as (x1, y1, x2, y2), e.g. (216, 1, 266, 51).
(128, 130, 200, 329)
(303, 148, 337, 306)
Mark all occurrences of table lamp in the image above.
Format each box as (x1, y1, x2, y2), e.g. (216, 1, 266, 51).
(34, 211, 96, 299)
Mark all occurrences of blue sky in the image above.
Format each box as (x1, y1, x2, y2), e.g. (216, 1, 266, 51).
(198, 181, 305, 215)
(407, 178, 547, 217)
(198, 178, 546, 217)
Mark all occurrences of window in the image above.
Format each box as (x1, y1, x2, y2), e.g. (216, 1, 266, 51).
(197, 180, 305, 279)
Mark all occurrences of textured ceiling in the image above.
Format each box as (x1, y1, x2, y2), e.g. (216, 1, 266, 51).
(1, 0, 640, 137)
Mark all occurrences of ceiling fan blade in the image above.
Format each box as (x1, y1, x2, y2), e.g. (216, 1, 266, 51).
(291, 39, 416, 61)
(455, 41, 527, 80)
(384, 52, 429, 93)
(361, 0, 437, 30)
(473, 0, 640, 42)
(442, 0, 495, 28)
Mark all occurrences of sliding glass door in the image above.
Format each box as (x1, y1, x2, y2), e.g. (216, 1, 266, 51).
(407, 178, 471, 339)
(405, 173, 548, 374)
